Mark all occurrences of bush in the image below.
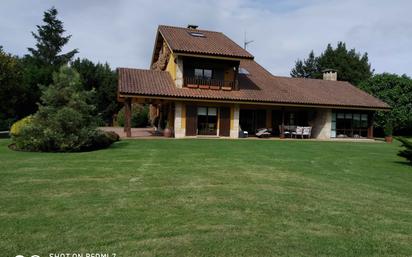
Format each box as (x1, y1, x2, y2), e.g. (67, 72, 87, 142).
(11, 66, 118, 152)
(10, 116, 33, 136)
(81, 130, 120, 151)
(117, 104, 149, 127)
(397, 137, 412, 163)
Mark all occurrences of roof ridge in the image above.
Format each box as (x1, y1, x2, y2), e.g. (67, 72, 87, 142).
(158, 24, 223, 34)
(272, 75, 351, 84)
(117, 67, 170, 73)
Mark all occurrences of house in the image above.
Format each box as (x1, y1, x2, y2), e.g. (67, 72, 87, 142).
(117, 25, 389, 139)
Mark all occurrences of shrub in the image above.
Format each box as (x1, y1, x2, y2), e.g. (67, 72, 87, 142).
(81, 130, 120, 151)
(397, 137, 412, 163)
(117, 104, 149, 127)
(10, 116, 33, 136)
(12, 66, 117, 152)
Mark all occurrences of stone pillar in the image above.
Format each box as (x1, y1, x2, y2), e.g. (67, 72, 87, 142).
(124, 98, 132, 137)
(175, 57, 184, 88)
(174, 102, 186, 138)
(230, 104, 240, 138)
(309, 108, 332, 139)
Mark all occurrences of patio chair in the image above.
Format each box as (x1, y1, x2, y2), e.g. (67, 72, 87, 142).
(239, 126, 248, 138)
(302, 126, 312, 138)
(292, 126, 303, 138)
(256, 128, 271, 138)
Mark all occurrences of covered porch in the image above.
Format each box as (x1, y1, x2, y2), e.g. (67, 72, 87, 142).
(238, 106, 374, 139)
(121, 97, 374, 140)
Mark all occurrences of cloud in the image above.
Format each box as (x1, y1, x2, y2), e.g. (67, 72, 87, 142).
(1, 0, 411, 76)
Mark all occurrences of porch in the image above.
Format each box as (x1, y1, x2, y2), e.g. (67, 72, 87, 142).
(121, 99, 374, 140)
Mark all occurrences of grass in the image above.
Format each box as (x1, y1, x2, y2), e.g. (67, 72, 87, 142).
(1, 138, 411, 257)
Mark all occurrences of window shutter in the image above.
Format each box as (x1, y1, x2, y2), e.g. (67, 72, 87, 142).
(186, 105, 197, 136)
(219, 107, 231, 137)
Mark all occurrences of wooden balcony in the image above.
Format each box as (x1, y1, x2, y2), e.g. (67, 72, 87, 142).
(184, 77, 236, 90)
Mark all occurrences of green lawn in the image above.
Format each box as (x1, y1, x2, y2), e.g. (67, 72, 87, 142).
(1, 139, 411, 257)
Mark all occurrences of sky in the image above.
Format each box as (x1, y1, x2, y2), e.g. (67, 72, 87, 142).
(1, 0, 411, 76)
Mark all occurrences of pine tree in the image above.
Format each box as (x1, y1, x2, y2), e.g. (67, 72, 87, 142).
(21, 7, 78, 116)
(290, 51, 319, 78)
(291, 42, 373, 86)
(28, 7, 78, 66)
(13, 66, 105, 152)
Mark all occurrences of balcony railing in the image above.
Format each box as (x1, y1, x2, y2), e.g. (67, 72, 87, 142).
(184, 77, 236, 90)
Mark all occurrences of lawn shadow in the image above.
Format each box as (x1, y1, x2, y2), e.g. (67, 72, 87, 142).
(393, 160, 412, 168)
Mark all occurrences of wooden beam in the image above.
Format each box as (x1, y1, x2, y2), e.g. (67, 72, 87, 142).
(280, 107, 285, 139)
(266, 109, 272, 128)
(367, 112, 374, 139)
(124, 98, 132, 137)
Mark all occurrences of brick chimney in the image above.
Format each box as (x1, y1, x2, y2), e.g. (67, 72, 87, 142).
(323, 69, 337, 81)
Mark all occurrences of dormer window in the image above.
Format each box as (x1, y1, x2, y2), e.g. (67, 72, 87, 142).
(189, 31, 205, 37)
(195, 68, 212, 79)
(239, 67, 249, 75)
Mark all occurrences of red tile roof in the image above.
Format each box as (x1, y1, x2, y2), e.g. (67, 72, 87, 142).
(118, 60, 389, 109)
(158, 25, 254, 59)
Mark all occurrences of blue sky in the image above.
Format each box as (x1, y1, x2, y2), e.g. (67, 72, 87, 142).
(1, 0, 411, 76)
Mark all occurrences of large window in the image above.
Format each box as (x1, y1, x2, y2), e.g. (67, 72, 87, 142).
(194, 68, 213, 79)
(198, 107, 217, 135)
(332, 111, 368, 138)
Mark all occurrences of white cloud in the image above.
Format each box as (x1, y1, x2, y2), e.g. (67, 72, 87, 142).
(1, 0, 411, 76)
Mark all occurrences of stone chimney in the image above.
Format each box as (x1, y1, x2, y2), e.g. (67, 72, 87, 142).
(323, 69, 337, 81)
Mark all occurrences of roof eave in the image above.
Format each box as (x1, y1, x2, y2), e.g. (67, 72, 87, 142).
(117, 92, 390, 111)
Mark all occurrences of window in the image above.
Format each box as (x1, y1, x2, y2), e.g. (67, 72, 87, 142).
(331, 112, 337, 138)
(238, 68, 249, 75)
(194, 68, 213, 79)
(331, 111, 369, 138)
(198, 107, 217, 135)
(189, 31, 205, 37)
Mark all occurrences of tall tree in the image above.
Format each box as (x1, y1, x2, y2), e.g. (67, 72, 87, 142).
(359, 73, 412, 134)
(28, 7, 78, 66)
(291, 42, 373, 86)
(290, 51, 319, 78)
(22, 6, 78, 116)
(0, 47, 24, 129)
(71, 58, 121, 124)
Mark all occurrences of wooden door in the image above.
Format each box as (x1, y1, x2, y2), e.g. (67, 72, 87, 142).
(219, 107, 231, 137)
(186, 105, 197, 136)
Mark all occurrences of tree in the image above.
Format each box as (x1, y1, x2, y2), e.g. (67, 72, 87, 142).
(13, 66, 117, 152)
(22, 7, 78, 116)
(71, 58, 121, 124)
(290, 51, 319, 78)
(28, 7, 78, 67)
(359, 73, 412, 134)
(291, 42, 373, 86)
(0, 47, 24, 130)
(397, 137, 412, 164)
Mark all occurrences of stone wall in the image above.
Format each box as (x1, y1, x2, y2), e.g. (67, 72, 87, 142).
(174, 102, 186, 138)
(310, 108, 332, 139)
(230, 104, 240, 138)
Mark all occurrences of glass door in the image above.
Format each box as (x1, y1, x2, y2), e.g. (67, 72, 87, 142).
(197, 107, 218, 135)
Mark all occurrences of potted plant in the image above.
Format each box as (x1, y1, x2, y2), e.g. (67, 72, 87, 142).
(163, 121, 173, 137)
(384, 122, 393, 143)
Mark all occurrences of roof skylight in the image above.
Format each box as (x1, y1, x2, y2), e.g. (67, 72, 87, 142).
(189, 31, 205, 37)
(238, 68, 249, 75)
